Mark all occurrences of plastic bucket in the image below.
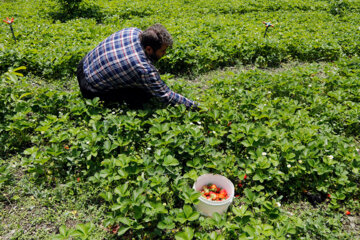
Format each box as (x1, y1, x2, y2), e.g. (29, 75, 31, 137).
(193, 174, 234, 217)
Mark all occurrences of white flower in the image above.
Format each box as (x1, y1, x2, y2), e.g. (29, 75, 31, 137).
(328, 155, 334, 159)
(287, 164, 291, 168)
(268, 91, 271, 94)
(86, 141, 90, 144)
(298, 160, 303, 164)
(262, 152, 267, 156)
(308, 84, 312, 87)
(197, 121, 201, 125)
(112, 111, 115, 114)
(276, 202, 281, 207)
(190, 122, 194, 125)
(147, 147, 151, 151)
(268, 176, 272, 179)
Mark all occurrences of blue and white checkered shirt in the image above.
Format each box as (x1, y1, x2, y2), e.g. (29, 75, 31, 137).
(82, 28, 197, 108)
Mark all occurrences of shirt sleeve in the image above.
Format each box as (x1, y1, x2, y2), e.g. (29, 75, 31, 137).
(140, 69, 198, 109)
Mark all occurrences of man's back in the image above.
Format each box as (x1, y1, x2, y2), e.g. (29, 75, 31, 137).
(83, 28, 153, 92)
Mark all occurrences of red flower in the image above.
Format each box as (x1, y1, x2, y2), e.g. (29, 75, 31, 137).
(263, 21, 274, 27)
(345, 211, 351, 215)
(3, 17, 14, 25)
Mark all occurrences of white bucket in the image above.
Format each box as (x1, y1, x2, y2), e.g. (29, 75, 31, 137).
(193, 174, 234, 217)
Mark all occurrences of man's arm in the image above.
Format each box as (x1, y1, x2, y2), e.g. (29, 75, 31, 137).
(140, 70, 199, 109)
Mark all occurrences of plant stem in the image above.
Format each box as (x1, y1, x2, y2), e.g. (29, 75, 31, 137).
(264, 27, 269, 38)
(10, 25, 17, 43)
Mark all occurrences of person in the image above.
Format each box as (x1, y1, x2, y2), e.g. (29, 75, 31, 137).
(76, 23, 198, 109)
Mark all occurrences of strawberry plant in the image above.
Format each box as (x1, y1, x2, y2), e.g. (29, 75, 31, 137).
(1, 0, 360, 239)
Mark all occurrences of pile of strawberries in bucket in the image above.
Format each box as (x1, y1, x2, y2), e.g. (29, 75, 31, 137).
(200, 184, 229, 201)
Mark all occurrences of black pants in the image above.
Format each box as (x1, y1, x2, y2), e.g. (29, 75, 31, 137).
(77, 58, 152, 108)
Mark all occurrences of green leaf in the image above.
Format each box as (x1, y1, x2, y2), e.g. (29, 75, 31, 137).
(157, 216, 175, 229)
(117, 226, 130, 236)
(104, 140, 111, 152)
(244, 225, 255, 237)
(114, 182, 129, 196)
(175, 227, 194, 240)
(183, 205, 193, 218)
(244, 189, 256, 202)
(163, 155, 179, 166)
(19, 92, 32, 100)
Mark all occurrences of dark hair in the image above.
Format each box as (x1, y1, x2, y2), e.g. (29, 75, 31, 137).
(140, 24, 173, 51)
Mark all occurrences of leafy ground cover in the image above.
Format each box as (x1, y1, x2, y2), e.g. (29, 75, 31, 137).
(1, 0, 360, 239)
(1, 0, 360, 78)
(1, 59, 359, 239)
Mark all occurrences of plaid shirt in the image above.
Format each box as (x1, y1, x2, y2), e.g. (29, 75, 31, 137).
(82, 28, 197, 108)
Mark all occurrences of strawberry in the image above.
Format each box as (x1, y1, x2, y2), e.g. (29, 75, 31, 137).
(203, 187, 210, 194)
(210, 192, 218, 200)
(345, 211, 351, 215)
(209, 184, 218, 192)
(219, 189, 227, 195)
(244, 174, 247, 180)
(218, 193, 226, 199)
(327, 194, 331, 198)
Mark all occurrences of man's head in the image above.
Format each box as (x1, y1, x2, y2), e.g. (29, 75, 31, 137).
(140, 24, 173, 62)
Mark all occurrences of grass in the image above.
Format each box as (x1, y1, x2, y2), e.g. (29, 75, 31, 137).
(1, 156, 110, 239)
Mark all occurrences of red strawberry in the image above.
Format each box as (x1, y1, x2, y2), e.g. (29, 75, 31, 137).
(218, 193, 226, 199)
(244, 174, 247, 180)
(327, 194, 331, 198)
(345, 211, 351, 215)
(219, 189, 227, 195)
(209, 184, 218, 192)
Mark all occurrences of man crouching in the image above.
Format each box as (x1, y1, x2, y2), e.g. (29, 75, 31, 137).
(77, 23, 198, 110)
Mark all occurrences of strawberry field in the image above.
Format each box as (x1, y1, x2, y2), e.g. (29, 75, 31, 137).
(1, 0, 360, 239)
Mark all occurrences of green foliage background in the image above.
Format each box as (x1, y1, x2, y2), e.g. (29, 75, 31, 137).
(0, 0, 359, 239)
(1, 0, 360, 78)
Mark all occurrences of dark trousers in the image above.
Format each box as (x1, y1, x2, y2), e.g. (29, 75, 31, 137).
(77, 58, 152, 108)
